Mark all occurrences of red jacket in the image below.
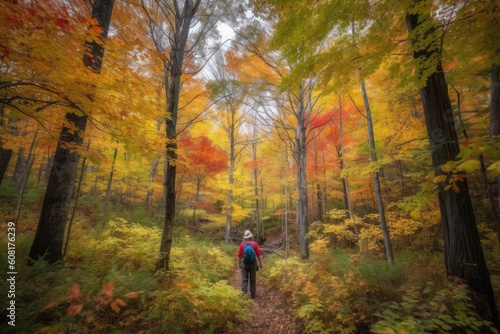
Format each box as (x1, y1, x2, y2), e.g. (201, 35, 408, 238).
(238, 239, 261, 259)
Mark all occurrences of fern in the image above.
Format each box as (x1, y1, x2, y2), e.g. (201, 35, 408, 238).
(371, 282, 498, 334)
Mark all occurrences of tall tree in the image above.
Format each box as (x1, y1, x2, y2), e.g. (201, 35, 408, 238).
(405, 0, 499, 327)
(140, 0, 203, 270)
(207, 52, 248, 243)
(177, 133, 228, 224)
(295, 82, 311, 259)
(250, 110, 264, 243)
(358, 67, 394, 264)
(29, 0, 115, 263)
(137, 0, 232, 269)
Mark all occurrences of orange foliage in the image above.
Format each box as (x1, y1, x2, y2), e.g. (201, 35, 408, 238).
(178, 132, 228, 176)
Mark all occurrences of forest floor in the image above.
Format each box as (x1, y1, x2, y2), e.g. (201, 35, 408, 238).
(227, 235, 302, 334)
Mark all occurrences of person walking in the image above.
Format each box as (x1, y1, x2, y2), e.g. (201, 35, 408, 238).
(238, 230, 263, 299)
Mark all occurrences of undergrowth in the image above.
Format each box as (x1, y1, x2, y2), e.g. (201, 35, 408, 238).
(260, 242, 498, 334)
(0, 218, 249, 333)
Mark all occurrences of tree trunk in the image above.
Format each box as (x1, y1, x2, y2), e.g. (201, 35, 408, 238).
(316, 183, 323, 221)
(64, 141, 89, 257)
(157, 0, 201, 271)
(224, 104, 237, 242)
(0, 147, 12, 186)
(192, 175, 201, 225)
(225, 142, 235, 242)
(29, 0, 114, 263)
(313, 147, 323, 222)
(296, 83, 309, 260)
(45, 147, 54, 184)
(13, 147, 26, 190)
(406, 4, 499, 327)
(14, 131, 37, 214)
(146, 159, 158, 208)
(102, 147, 117, 227)
(252, 121, 263, 243)
(359, 68, 394, 264)
(491, 63, 500, 235)
(0, 103, 12, 186)
(338, 103, 354, 221)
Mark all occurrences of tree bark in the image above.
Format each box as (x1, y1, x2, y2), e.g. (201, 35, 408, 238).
(192, 175, 201, 225)
(0, 147, 12, 186)
(406, 3, 499, 327)
(491, 63, 500, 235)
(102, 147, 118, 227)
(64, 140, 89, 257)
(359, 68, 394, 264)
(338, 106, 354, 220)
(14, 131, 37, 214)
(224, 103, 237, 242)
(29, 0, 114, 263)
(157, 0, 201, 271)
(252, 120, 263, 243)
(0, 103, 12, 186)
(316, 183, 323, 221)
(296, 83, 309, 260)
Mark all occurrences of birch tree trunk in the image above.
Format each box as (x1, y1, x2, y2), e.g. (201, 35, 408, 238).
(359, 69, 394, 264)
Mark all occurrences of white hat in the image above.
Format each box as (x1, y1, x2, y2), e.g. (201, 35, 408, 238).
(243, 230, 253, 239)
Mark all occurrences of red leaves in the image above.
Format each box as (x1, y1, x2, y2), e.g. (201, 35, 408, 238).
(101, 281, 116, 299)
(67, 283, 83, 316)
(110, 299, 126, 314)
(4, 15, 24, 28)
(243, 158, 264, 171)
(179, 133, 228, 176)
(68, 283, 82, 301)
(55, 17, 70, 30)
(43, 281, 139, 319)
(67, 303, 83, 316)
(124, 291, 139, 299)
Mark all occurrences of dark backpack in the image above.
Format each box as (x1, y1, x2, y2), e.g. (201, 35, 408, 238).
(242, 242, 257, 264)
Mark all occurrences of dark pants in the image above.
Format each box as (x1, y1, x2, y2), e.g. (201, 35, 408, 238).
(241, 262, 257, 298)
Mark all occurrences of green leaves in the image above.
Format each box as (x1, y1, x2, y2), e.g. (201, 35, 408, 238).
(372, 282, 499, 334)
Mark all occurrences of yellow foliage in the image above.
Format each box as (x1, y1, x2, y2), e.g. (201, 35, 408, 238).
(309, 238, 328, 257)
(231, 202, 252, 224)
(97, 218, 162, 271)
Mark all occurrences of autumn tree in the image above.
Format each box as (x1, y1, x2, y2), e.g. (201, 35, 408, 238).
(405, 0, 499, 326)
(207, 51, 249, 242)
(135, 0, 241, 269)
(230, 21, 338, 259)
(177, 133, 228, 224)
(29, 0, 115, 263)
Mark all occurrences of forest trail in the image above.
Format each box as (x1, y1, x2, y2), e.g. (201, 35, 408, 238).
(227, 236, 301, 334)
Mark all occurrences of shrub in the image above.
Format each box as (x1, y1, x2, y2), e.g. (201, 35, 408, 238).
(371, 281, 498, 333)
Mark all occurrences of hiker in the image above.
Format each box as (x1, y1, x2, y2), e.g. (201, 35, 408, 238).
(238, 230, 263, 299)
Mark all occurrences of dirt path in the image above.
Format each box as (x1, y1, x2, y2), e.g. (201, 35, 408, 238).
(227, 237, 302, 334)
